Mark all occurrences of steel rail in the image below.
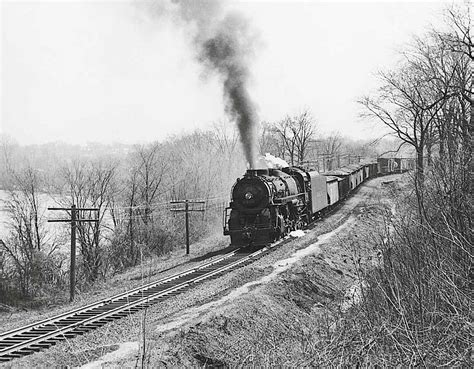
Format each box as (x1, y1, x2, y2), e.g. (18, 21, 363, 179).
(0, 247, 241, 341)
(0, 244, 276, 362)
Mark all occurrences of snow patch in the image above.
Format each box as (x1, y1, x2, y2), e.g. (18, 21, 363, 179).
(289, 230, 305, 238)
(155, 216, 356, 334)
(79, 341, 138, 369)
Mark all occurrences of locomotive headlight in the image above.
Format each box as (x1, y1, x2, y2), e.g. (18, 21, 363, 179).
(245, 192, 253, 200)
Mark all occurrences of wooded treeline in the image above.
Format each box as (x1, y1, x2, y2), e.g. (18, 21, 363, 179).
(259, 111, 387, 170)
(360, 6, 472, 188)
(352, 4, 472, 365)
(0, 125, 247, 305)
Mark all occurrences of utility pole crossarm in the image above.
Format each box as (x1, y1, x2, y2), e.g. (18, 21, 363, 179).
(170, 209, 205, 212)
(47, 219, 99, 223)
(48, 207, 99, 211)
(170, 200, 205, 204)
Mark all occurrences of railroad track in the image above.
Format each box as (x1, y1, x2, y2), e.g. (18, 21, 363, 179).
(0, 243, 277, 363)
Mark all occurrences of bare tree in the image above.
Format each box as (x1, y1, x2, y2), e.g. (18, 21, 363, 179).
(440, 4, 473, 173)
(359, 48, 453, 185)
(61, 160, 117, 283)
(320, 133, 342, 170)
(212, 120, 239, 158)
(116, 142, 170, 255)
(135, 143, 168, 226)
(120, 163, 141, 266)
(259, 121, 283, 158)
(273, 110, 316, 166)
(443, 3, 473, 62)
(294, 111, 316, 165)
(0, 164, 57, 296)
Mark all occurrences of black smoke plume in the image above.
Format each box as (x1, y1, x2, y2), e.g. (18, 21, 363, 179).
(170, 0, 260, 168)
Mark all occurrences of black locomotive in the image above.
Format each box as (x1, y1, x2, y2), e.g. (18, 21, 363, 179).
(223, 167, 327, 246)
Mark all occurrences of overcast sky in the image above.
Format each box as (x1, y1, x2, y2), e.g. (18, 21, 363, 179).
(1, 0, 453, 145)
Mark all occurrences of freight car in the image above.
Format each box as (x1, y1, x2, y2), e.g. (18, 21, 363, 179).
(377, 157, 415, 174)
(224, 158, 411, 247)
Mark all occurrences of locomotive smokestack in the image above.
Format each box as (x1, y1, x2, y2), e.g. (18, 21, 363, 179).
(168, 0, 260, 168)
(245, 169, 269, 177)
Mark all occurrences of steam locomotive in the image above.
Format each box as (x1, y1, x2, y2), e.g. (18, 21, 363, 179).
(223, 158, 414, 246)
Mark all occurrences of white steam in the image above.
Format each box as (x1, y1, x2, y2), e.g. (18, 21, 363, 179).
(263, 153, 289, 169)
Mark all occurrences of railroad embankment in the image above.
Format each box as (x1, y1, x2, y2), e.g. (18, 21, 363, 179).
(5, 172, 469, 367)
(1, 174, 396, 367)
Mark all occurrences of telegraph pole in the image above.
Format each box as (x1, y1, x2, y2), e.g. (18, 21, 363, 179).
(185, 201, 190, 251)
(48, 205, 99, 302)
(70, 205, 76, 300)
(170, 200, 205, 255)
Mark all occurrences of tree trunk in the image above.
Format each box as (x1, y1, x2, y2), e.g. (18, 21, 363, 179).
(466, 98, 473, 171)
(416, 147, 424, 184)
(415, 145, 425, 215)
(426, 130, 433, 167)
(426, 143, 432, 167)
(438, 123, 445, 163)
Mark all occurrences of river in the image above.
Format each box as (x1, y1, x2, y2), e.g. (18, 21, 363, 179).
(0, 190, 68, 247)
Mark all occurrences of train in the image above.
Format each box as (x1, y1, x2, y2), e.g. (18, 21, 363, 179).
(223, 157, 414, 246)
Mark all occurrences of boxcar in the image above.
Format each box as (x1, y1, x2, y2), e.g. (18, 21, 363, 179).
(406, 158, 416, 171)
(369, 162, 378, 177)
(377, 158, 390, 174)
(363, 164, 370, 179)
(308, 171, 329, 213)
(323, 168, 352, 198)
(350, 168, 359, 189)
(325, 176, 339, 205)
(345, 164, 362, 188)
(400, 158, 415, 172)
(358, 165, 364, 184)
(354, 164, 364, 185)
(393, 158, 402, 173)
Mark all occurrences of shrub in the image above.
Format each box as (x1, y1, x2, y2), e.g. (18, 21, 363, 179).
(356, 167, 472, 366)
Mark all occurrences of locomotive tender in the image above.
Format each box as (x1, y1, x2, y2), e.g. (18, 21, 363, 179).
(223, 158, 413, 246)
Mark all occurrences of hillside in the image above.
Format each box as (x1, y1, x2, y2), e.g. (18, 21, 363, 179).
(1, 173, 404, 368)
